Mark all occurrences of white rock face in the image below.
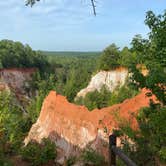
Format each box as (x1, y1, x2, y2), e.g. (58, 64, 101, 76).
(76, 67, 128, 99)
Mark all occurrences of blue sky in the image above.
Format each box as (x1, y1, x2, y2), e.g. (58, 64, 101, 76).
(0, 0, 166, 51)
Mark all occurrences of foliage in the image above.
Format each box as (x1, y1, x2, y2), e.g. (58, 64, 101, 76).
(25, 72, 57, 122)
(76, 86, 112, 110)
(0, 40, 51, 73)
(130, 11, 166, 104)
(21, 138, 56, 166)
(66, 156, 77, 166)
(81, 148, 106, 166)
(0, 92, 31, 165)
(119, 47, 136, 67)
(98, 44, 136, 70)
(76, 83, 138, 111)
(98, 43, 120, 70)
(117, 10, 166, 166)
(44, 52, 98, 101)
(109, 83, 138, 106)
(118, 104, 166, 165)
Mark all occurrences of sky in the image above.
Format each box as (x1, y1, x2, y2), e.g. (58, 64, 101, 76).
(0, 0, 166, 51)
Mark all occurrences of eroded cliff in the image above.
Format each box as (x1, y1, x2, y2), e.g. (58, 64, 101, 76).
(0, 68, 36, 94)
(25, 89, 155, 164)
(76, 67, 128, 99)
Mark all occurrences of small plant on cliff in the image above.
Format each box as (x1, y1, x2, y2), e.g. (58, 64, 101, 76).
(21, 138, 57, 166)
(66, 156, 77, 166)
(76, 86, 112, 111)
(109, 82, 139, 106)
(76, 82, 138, 111)
(81, 148, 106, 166)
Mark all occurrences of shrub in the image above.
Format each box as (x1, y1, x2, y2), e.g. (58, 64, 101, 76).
(118, 104, 166, 165)
(21, 138, 57, 166)
(82, 148, 106, 166)
(109, 83, 138, 106)
(66, 156, 77, 166)
(76, 83, 138, 111)
(76, 86, 112, 110)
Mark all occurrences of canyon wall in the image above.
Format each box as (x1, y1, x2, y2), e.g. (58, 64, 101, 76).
(25, 89, 155, 164)
(0, 68, 36, 95)
(76, 67, 128, 99)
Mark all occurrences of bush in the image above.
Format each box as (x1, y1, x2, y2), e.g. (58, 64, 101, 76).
(21, 138, 57, 166)
(76, 83, 138, 111)
(109, 83, 139, 106)
(118, 104, 166, 165)
(76, 86, 112, 110)
(82, 148, 106, 166)
(66, 156, 77, 166)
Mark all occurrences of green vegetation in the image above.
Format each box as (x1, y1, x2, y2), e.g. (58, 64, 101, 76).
(76, 83, 138, 111)
(98, 43, 120, 70)
(0, 92, 31, 165)
(98, 44, 135, 70)
(0, 40, 51, 73)
(66, 156, 77, 166)
(82, 148, 106, 166)
(0, 91, 56, 166)
(43, 51, 99, 102)
(21, 138, 56, 166)
(76, 86, 112, 110)
(116, 10, 166, 166)
(0, 9, 165, 166)
(0, 41, 100, 165)
(109, 83, 138, 106)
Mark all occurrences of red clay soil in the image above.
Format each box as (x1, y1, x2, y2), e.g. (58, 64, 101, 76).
(25, 88, 157, 163)
(25, 88, 157, 158)
(39, 88, 156, 135)
(0, 68, 37, 73)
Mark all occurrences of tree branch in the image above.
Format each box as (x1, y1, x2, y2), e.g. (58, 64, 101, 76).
(26, 0, 97, 15)
(91, 0, 96, 16)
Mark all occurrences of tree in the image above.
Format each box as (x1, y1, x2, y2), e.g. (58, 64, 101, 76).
(117, 11, 166, 165)
(26, 0, 97, 15)
(119, 46, 136, 67)
(130, 11, 166, 104)
(98, 43, 120, 70)
(0, 40, 51, 73)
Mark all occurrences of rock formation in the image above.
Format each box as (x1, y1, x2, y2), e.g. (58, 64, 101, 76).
(25, 89, 155, 164)
(0, 68, 36, 94)
(76, 67, 128, 99)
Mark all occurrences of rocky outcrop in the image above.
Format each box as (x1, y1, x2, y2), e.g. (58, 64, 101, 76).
(25, 89, 156, 163)
(0, 68, 36, 93)
(76, 67, 128, 99)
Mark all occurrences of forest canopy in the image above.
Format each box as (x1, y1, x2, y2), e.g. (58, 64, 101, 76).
(0, 40, 51, 73)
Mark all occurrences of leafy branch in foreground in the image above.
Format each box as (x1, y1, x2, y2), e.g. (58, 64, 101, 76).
(117, 10, 166, 166)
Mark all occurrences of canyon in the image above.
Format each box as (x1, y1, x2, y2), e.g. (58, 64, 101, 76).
(25, 89, 155, 164)
(0, 67, 155, 165)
